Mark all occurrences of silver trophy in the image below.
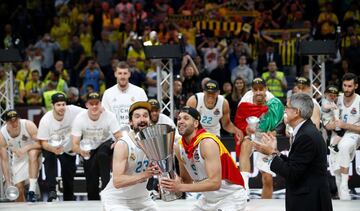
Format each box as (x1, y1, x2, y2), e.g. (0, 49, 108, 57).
(5, 150, 19, 201)
(135, 124, 180, 202)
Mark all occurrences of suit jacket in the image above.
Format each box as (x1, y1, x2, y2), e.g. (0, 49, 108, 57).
(257, 52, 282, 76)
(270, 119, 333, 211)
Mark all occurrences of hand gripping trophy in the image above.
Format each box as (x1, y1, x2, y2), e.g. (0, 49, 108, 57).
(131, 124, 181, 201)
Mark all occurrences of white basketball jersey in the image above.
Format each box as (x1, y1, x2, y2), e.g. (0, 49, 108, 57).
(100, 133, 150, 200)
(179, 141, 242, 200)
(196, 93, 224, 136)
(1, 119, 32, 165)
(179, 141, 207, 182)
(337, 93, 360, 127)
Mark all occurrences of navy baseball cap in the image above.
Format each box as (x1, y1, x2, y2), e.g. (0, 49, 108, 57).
(51, 93, 67, 104)
(204, 80, 219, 93)
(4, 109, 19, 121)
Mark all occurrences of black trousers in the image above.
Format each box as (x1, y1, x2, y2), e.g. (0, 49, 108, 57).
(83, 139, 113, 200)
(43, 150, 76, 200)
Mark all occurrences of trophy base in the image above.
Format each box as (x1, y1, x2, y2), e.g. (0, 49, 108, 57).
(160, 189, 182, 202)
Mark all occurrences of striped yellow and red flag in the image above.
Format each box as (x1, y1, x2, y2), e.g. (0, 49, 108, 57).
(180, 131, 244, 186)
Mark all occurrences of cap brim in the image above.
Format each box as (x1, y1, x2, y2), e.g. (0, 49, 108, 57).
(129, 102, 152, 114)
(87, 97, 101, 102)
(204, 89, 219, 93)
(150, 105, 160, 110)
(6, 116, 18, 122)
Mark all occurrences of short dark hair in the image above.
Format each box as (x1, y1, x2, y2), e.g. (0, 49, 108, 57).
(116, 61, 129, 70)
(342, 73, 358, 84)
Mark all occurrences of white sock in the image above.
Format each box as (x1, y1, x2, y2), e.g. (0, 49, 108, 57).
(240, 172, 250, 193)
(340, 173, 349, 188)
(29, 178, 37, 192)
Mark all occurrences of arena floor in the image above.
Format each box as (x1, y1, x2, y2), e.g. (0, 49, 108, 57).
(0, 199, 359, 211)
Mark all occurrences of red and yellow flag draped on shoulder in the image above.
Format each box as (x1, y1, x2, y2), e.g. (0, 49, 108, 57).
(179, 129, 244, 187)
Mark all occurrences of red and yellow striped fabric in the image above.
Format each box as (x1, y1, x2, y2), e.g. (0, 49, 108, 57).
(180, 131, 244, 186)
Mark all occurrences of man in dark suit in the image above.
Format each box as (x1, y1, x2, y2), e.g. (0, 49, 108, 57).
(254, 93, 333, 211)
(257, 44, 282, 77)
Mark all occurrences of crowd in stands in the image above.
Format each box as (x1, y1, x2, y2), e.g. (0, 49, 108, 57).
(0, 0, 359, 123)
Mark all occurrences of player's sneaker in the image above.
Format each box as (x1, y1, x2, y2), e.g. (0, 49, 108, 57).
(47, 191, 58, 202)
(27, 191, 37, 202)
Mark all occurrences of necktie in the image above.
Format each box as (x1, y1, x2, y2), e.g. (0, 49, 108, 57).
(289, 135, 294, 151)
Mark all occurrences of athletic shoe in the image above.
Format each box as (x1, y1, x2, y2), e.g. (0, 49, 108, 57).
(27, 191, 37, 202)
(47, 191, 58, 202)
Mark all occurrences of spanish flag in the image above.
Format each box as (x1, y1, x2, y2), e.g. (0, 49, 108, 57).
(180, 129, 244, 187)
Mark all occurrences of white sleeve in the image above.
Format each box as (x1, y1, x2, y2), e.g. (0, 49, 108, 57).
(139, 88, 148, 101)
(71, 115, 83, 137)
(70, 105, 86, 114)
(101, 90, 112, 111)
(67, 105, 86, 119)
(108, 112, 121, 133)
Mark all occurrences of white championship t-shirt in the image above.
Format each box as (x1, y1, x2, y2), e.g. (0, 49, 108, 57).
(102, 83, 148, 128)
(37, 105, 85, 155)
(71, 110, 120, 149)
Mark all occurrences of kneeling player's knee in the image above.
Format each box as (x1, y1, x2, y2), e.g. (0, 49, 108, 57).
(241, 140, 252, 154)
(28, 149, 40, 161)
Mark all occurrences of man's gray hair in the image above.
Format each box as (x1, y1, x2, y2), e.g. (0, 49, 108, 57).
(289, 93, 313, 120)
(68, 87, 79, 96)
